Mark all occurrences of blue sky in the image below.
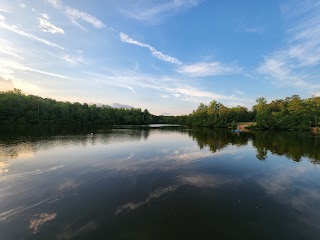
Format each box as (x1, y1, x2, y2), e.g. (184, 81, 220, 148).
(1, 0, 320, 115)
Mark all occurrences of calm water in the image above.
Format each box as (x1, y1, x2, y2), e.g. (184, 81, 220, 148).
(0, 125, 320, 240)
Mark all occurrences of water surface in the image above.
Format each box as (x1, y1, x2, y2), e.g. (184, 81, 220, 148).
(0, 126, 320, 239)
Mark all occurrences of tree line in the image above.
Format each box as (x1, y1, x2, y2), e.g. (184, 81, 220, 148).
(183, 100, 254, 128)
(1, 89, 319, 130)
(254, 95, 320, 130)
(183, 95, 320, 130)
(0, 89, 168, 125)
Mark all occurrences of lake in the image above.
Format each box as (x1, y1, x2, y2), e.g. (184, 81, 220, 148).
(0, 125, 320, 240)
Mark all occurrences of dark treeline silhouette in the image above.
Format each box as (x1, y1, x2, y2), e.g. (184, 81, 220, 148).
(1, 89, 320, 130)
(0, 89, 182, 125)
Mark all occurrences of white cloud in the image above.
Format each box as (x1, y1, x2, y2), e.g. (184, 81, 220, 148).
(18, 3, 26, 9)
(112, 103, 134, 109)
(0, 58, 71, 79)
(42, 13, 49, 19)
(63, 54, 86, 64)
(65, 7, 105, 29)
(0, 66, 15, 80)
(257, 1, 320, 89)
(120, 32, 182, 65)
(177, 61, 241, 77)
(47, 0, 62, 9)
(257, 53, 307, 87)
(0, 77, 14, 91)
(166, 85, 238, 101)
(90, 70, 241, 104)
(0, 7, 9, 13)
(47, 0, 105, 30)
(0, 39, 24, 60)
(121, 0, 201, 22)
(235, 90, 244, 95)
(128, 86, 135, 93)
(0, 18, 65, 49)
(38, 14, 64, 34)
(10, 79, 40, 93)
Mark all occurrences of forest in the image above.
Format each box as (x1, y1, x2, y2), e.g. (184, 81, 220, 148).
(185, 95, 320, 130)
(0, 89, 319, 130)
(0, 89, 182, 125)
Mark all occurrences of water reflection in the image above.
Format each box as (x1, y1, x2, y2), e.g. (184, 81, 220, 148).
(1, 128, 320, 164)
(186, 129, 320, 164)
(29, 212, 57, 233)
(115, 185, 180, 216)
(0, 127, 319, 239)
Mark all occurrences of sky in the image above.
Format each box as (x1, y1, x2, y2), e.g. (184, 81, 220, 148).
(1, 0, 320, 115)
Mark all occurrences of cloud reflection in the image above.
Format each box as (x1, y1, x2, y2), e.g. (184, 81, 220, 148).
(30, 212, 57, 233)
(257, 166, 320, 212)
(178, 173, 241, 188)
(115, 184, 180, 215)
(115, 173, 241, 216)
(0, 194, 61, 221)
(0, 161, 9, 174)
(0, 165, 64, 182)
(57, 221, 97, 240)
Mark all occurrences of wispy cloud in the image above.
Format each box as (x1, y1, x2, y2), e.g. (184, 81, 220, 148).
(0, 59, 70, 79)
(257, 53, 307, 87)
(47, 0, 62, 9)
(0, 77, 14, 91)
(244, 27, 264, 34)
(257, 1, 320, 89)
(90, 70, 241, 104)
(38, 13, 64, 34)
(0, 66, 14, 80)
(166, 85, 238, 101)
(0, 7, 8, 13)
(128, 86, 136, 93)
(120, 32, 182, 65)
(18, 3, 26, 9)
(63, 54, 86, 65)
(112, 103, 134, 109)
(0, 16, 65, 50)
(0, 39, 24, 60)
(121, 0, 201, 23)
(177, 61, 241, 77)
(47, 0, 105, 29)
(65, 7, 105, 29)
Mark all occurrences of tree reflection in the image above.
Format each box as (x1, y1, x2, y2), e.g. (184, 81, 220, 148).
(187, 128, 249, 152)
(187, 129, 320, 164)
(1, 126, 320, 164)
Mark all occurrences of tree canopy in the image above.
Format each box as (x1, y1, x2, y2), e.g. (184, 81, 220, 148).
(1, 89, 319, 130)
